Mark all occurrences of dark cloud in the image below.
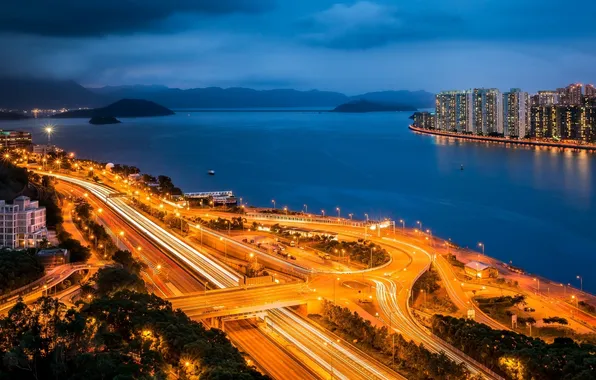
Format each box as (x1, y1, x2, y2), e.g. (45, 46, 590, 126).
(0, 0, 273, 36)
(299, 1, 462, 49)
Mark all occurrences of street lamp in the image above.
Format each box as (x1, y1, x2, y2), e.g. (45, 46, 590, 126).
(271, 199, 276, 209)
(348, 213, 353, 220)
(44, 125, 54, 144)
(283, 206, 288, 215)
(321, 209, 325, 217)
(304, 204, 308, 213)
(534, 277, 540, 293)
(478, 242, 485, 256)
(117, 231, 124, 248)
(416, 220, 422, 230)
(364, 213, 369, 222)
(399, 219, 405, 233)
(577, 275, 583, 292)
(369, 247, 376, 269)
(336, 207, 340, 218)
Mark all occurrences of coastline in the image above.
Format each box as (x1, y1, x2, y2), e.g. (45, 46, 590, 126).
(409, 125, 596, 151)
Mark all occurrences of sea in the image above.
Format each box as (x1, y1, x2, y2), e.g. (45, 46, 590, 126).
(5, 109, 595, 292)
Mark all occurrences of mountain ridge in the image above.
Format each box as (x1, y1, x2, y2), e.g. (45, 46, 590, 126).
(0, 78, 435, 109)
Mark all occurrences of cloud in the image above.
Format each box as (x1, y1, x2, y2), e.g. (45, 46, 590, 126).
(299, 1, 461, 49)
(0, 0, 273, 36)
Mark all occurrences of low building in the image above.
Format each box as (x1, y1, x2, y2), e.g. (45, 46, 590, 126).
(37, 248, 69, 268)
(411, 111, 435, 130)
(464, 261, 498, 279)
(0, 196, 47, 249)
(0, 130, 32, 149)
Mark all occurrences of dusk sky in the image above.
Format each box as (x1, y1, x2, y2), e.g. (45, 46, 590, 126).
(2, 0, 595, 94)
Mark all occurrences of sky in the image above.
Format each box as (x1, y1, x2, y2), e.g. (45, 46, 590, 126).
(1, 0, 595, 94)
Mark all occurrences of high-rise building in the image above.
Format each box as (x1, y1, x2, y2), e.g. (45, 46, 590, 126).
(411, 111, 435, 130)
(473, 88, 503, 135)
(537, 91, 560, 106)
(503, 89, 530, 138)
(585, 84, 596, 99)
(557, 106, 587, 141)
(0, 196, 47, 249)
(530, 106, 559, 139)
(435, 91, 473, 133)
(557, 83, 583, 105)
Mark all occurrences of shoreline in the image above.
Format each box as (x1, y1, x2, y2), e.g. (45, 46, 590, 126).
(409, 125, 596, 151)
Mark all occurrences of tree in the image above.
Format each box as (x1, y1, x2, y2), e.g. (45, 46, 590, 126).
(59, 238, 91, 263)
(112, 250, 145, 274)
(93, 267, 146, 296)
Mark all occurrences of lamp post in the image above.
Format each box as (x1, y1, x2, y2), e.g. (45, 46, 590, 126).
(348, 213, 353, 220)
(117, 231, 124, 249)
(284, 206, 288, 215)
(369, 247, 376, 269)
(321, 209, 325, 217)
(336, 207, 340, 218)
(364, 213, 369, 222)
(399, 219, 405, 233)
(304, 204, 307, 213)
(334, 277, 340, 304)
(271, 199, 276, 209)
(534, 277, 540, 294)
(197, 225, 203, 246)
(478, 242, 485, 257)
(577, 275, 583, 292)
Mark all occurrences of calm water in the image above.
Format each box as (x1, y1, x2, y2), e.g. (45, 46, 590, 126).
(5, 111, 595, 292)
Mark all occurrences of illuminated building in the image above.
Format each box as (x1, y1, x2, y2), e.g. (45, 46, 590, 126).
(530, 106, 559, 139)
(435, 90, 472, 132)
(585, 84, 596, 99)
(0, 196, 47, 249)
(0, 130, 32, 149)
(503, 89, 530, 138)
(557, 83, 583, 105)
(411, 111, 435, 129)
(473, 88, 503, 135)
(536, 91, 560, 106)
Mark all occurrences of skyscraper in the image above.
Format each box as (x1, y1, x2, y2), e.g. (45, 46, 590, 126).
(530, 106, 559, 139)
(473, 88, 503, 135)
(557, 83, 583, 105)
(537, 91, 560, 106)
(503, 89, 530, 138)
(585, 84, 596, 99)
(435, 90, 473, 132)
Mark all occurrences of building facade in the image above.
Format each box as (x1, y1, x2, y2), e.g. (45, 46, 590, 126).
(472, 88, 503, 135)
(503, 89, 530, 138)
(0, 130, 32, 149)
(435, 90, 473, 132)
(411, 111, 435, 129)
(0, 196, 47, 249)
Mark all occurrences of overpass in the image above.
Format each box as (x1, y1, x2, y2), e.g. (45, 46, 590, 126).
(185, 190, 234, 198)
(245, 212, 395, 230)
(169, 283, 310, 319)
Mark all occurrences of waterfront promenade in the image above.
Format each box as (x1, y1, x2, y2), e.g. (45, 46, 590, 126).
(409, 125, 596, 151)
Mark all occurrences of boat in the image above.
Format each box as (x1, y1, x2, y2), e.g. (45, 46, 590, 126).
(208, 170, 215, 175)
(460, 164, 464, 171)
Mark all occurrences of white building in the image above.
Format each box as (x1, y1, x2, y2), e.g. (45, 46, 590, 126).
(473, 88, 503, 135)
(0, 196, 47, 249)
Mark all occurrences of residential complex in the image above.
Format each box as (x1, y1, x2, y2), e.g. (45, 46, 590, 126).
(0, 196, 47, 249)
(412, 83, 596, 143)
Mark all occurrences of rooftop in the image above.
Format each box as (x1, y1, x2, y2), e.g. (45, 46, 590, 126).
(464, 261, 492, 271)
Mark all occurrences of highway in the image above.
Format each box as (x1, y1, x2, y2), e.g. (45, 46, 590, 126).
(46, 171, 404, 380)
(226, 319, 321, 380)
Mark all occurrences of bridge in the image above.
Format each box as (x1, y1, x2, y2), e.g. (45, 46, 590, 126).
(245, 212, 395, 230)
(169, 283, 310, 320)
(184, 190, 234, 198)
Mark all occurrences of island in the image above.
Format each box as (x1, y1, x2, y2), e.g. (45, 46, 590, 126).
(53, 98, 175, 118)
(0, 111, 30, 120)
(332, 99, 417, 113)
(89, 116, 121, 125)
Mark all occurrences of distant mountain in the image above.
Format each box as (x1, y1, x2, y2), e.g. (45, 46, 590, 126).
(0, 77, 107, 109)
(350, 90, 435, 109)
(53, 99, 174, 118)
(332, 99, 417, 113)
(0, 77, 436, 110)
(0, 111, 30, 120)
(88, 85, 349, 108)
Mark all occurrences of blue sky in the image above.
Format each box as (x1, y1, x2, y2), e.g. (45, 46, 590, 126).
(1, 0, 595, 93)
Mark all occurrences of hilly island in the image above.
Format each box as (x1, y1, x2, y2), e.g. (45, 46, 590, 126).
(52, 99, 175, 121)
